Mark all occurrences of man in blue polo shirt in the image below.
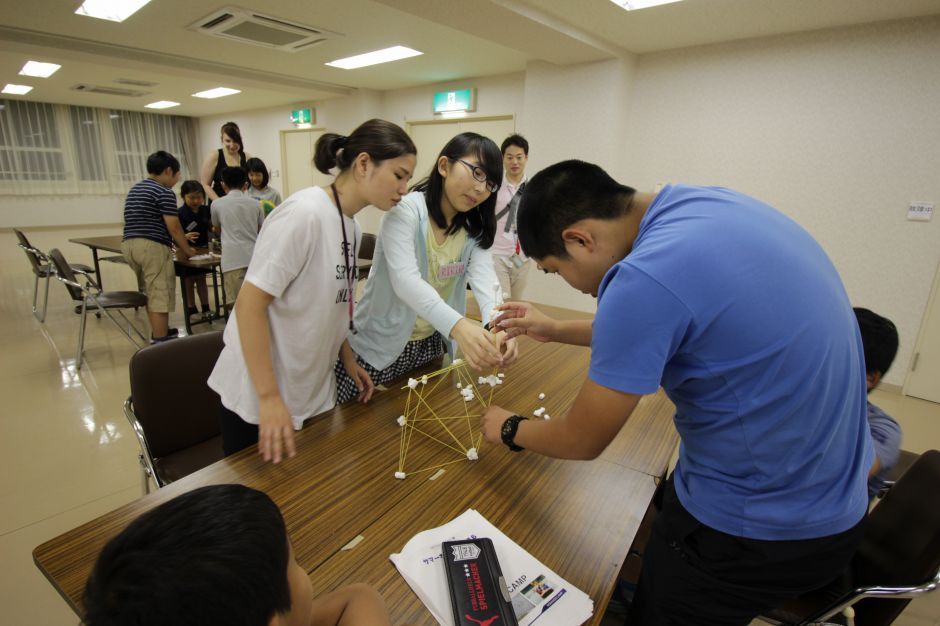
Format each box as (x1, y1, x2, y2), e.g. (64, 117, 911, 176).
(481, 161, 872, 625)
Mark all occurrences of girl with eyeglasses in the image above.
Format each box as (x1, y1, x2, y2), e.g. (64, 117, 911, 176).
(335, 132, 518, 405)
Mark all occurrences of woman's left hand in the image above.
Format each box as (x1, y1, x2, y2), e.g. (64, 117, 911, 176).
(343, 359, 375, 403)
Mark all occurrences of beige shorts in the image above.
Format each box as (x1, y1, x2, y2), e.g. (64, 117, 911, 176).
(121, 238, 176, 313)
(223, 267, 248, 303)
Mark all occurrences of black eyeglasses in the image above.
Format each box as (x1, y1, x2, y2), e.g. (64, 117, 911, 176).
(451, 158, 499, 194)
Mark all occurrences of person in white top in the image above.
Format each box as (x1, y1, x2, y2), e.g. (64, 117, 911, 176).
(208, 119, 417, 463)
(491, 134, 531, 299)
(335, 132, 518, 404)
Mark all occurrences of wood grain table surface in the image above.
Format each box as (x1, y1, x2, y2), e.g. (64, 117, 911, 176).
(34, 331, 677, 624)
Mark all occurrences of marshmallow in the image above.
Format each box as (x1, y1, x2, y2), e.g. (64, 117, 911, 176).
(538, 392, 545, 400)
(466, 448, 479, 460)
(394, 471, 406, 479)
(397, 415, 406, 427)
(407, 378, 418, 389)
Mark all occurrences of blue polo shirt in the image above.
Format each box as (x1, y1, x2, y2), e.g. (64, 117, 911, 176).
(590, 184, 872, 540)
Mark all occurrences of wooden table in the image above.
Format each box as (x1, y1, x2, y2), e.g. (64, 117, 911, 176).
(34, 337, 678, 625)
(70, 235, 226, 334)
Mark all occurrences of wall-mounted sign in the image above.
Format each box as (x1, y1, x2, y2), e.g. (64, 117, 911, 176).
(290, 108, 314, 125)
(433, 89, 476, 113)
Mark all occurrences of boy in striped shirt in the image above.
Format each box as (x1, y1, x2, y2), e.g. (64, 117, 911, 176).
(121, 151, 197, 342)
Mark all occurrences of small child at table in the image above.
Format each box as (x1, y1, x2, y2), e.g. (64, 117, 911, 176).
(82, 484, 393, 626)
(178, 180, 213, 321)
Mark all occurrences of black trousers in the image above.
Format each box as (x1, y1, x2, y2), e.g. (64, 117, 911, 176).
(220, 404, 259, 457)
(626, 477, 866, 626)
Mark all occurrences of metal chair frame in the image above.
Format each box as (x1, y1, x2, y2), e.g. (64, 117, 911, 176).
(123, 397, 162, 493)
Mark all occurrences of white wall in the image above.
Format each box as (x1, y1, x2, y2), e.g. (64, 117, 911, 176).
(623, 17, 940, 385)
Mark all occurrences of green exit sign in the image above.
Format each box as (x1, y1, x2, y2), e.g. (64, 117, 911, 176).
(290, 108, 313, 124)
(433, 89, 476, 113)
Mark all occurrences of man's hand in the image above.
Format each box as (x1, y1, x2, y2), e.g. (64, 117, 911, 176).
(494, 302, 557, 342)
(480, 405, 515, 445)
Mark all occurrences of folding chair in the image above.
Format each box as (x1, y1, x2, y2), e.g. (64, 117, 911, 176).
(14, 229, 96, 322)
(124, 331, 225, 493)
(48, 248, 148, 369)
(758, 449, 940, 625)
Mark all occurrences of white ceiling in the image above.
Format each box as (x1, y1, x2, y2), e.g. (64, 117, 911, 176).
(1, 0, 939, 116)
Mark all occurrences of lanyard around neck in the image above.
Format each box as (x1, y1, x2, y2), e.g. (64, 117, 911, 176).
(331, 183, 357, 333)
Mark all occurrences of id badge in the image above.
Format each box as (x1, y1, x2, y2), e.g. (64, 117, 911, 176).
(510, 254, 526, 268)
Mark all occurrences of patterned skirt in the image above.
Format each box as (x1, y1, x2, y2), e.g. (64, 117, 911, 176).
(335, 332, 447, 404)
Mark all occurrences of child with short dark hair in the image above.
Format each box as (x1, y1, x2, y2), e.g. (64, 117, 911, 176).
(121, 150, 197, 342)
(178, 180, 212, 321)
(83, 484, 392, 626)
(246, 157, 283, 216)
(854, 306, 903, 498)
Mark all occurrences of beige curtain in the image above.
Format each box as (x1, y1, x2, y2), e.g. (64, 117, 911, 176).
(0, 99, 199, 196)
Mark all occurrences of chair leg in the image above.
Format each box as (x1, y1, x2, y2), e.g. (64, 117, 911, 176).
(76, 300, 88, 370)
(139, 453, 151, 495)
(103, 306, 147, 347)
(40, 273, 50, 323)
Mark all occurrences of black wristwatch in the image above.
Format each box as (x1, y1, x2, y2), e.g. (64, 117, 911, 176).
(500, 414, 528, 452)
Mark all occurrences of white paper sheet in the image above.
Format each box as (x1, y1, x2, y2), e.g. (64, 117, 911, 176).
(390, 509, 594, 626)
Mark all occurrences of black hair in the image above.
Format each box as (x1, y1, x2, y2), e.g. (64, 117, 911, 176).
(146, 151, 180, 176)
(180, 180, 204, 199)
(412, 132, 501, 249)
(854, 307, 899, 378)
(221, 166, 248, 190)
(313, 118, 416, 175)
(501, 134, 529, 156)
(83, 484, 291, 626)
(221, 121, 245, 158)
(245, 157, 270, 189)
(517, 160, 635, 259)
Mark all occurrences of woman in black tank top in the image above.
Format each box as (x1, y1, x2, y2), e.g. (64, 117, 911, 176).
(201, 121, 248, 202)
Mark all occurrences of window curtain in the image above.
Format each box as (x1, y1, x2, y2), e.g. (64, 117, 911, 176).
(0, 99, 199, 196)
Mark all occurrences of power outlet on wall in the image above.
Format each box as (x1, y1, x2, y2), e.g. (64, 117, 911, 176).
(907, 201, 933, 222)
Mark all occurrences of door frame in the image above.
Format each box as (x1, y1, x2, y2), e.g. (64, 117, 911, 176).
(903, 258, 940, 400)
(279, 127, 326, 198)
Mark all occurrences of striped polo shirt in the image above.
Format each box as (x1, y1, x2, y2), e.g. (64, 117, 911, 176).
(122, 178, 178, 246)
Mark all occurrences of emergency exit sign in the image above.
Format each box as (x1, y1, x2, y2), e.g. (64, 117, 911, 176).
(433, 89, 476, 113)
(290, 108, 313, 124)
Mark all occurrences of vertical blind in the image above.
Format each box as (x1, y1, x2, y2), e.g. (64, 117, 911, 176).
(0, 99, 199, 195)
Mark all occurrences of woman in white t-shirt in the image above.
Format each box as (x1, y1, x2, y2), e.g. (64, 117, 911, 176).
(335, 132, 518, 404)
(209, 119, 417, 463)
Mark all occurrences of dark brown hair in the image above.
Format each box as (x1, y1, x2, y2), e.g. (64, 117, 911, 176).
(313, 118, 416, 175)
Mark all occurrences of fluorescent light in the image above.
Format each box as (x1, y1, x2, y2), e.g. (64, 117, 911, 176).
(439, 111, 467, 120)
(20, 61, 61, 78)
(326, 46, 422, 70)
(145, 101, 180, 109)
(192, 87, 240, 99)
(2, 84, 33, 95)
(75, 0, 152, 22)
(609, 0, 683, 9)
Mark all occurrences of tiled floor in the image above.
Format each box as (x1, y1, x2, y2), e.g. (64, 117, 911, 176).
(1, 227, 938, 625)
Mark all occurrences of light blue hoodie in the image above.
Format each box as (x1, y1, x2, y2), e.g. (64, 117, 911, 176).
(350, 190, 499, 370)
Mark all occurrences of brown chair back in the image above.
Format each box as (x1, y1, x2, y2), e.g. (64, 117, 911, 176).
(128, 331, 224, 459)
(359, 233, 377, 261)
(852, 449, 940, 624)
(48, 248, 84, 302)
(14, 228, 48, 276)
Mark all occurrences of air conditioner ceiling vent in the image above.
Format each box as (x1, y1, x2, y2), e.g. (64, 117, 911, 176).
(71, 84, 149, 97)
(190, 7, 341, 52)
